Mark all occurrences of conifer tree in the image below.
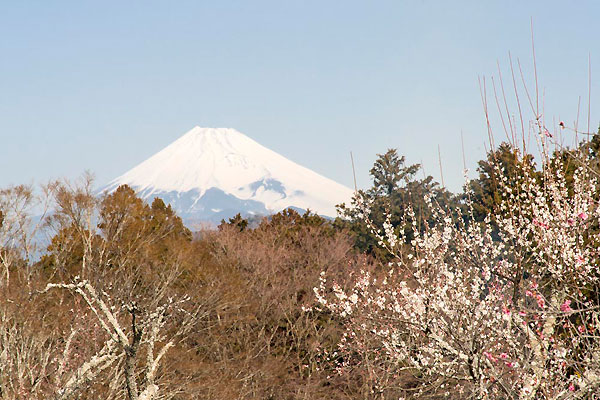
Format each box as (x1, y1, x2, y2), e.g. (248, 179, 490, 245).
(337, 149, 456, 259)
(467, 142, 540, 222)
(370, 149, 419, 196)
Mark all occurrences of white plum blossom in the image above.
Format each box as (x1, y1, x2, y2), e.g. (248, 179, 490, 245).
(315, 145, 600, 399)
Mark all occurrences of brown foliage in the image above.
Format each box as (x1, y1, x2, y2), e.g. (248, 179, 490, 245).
(191, 210, 355, 399)
(0, 181, 375, 399)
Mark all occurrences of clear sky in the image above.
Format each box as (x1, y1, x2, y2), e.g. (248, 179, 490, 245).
(1, 1, 598, 193)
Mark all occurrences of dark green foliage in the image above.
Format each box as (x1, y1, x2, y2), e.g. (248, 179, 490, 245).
(465, 131, 600, 226)
(466, 142, 540, 222)
(370, 149, 419, 196)
(219, 213, 248, 232)
(337, 149, 457, 259)
(551, 127, 600, 195)
(17, 136, 600, 399)
(587, 127, 600, 170)
(220, 209, 335, 238)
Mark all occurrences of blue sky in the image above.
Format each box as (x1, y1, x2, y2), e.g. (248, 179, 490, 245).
(1, 1, 598, 192)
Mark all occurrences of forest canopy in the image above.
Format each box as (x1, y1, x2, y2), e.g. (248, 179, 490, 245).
(1, 126, 600, 399)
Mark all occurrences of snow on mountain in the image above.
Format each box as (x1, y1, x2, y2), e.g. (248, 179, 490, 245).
(104, 126, 354, 225)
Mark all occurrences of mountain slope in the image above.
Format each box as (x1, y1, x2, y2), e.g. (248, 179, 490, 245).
(104, 127, 354, 224)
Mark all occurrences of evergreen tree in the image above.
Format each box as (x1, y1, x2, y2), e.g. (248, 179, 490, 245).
(467, 142, 540, 222)
(219, 213, 249, 232)
(337, 149, 456, 259)
(370, 149, 419, 196)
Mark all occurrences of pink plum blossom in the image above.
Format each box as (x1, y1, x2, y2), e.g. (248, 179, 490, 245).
(560, 300, 572, 313)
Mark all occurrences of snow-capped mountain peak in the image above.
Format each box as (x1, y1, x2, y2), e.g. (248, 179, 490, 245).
(104, 127, 354, 224)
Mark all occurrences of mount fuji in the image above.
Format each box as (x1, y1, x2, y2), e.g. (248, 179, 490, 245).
(103, 126, 354, 226)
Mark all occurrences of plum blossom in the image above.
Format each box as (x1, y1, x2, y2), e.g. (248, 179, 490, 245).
(314, 144, 600, 398)
(560, 300, 572, 313)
